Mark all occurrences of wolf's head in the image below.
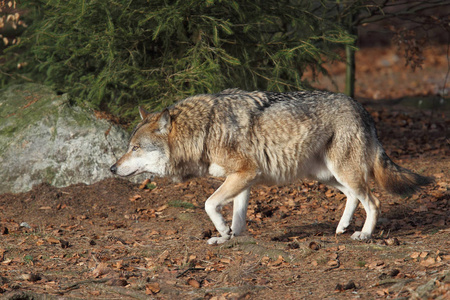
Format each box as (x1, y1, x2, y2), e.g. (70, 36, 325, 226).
(110, 107, 171, 177)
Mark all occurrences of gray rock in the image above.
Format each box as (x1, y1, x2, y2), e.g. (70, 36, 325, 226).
(0, 84, 141, 194)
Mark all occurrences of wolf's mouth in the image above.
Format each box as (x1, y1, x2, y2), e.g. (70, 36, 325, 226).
(125, 170, 138, 177)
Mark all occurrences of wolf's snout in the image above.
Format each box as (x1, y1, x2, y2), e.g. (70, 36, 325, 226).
(110, 164, 117, 174)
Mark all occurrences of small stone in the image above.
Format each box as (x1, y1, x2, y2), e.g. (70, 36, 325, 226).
(344, 281, 357, 290)
(20, 222, 31, 229)
(385, 237, 400, 246)
(60, 239, 70, 249)
(22, 273, 41, 282)
(336, 281, 356, 291)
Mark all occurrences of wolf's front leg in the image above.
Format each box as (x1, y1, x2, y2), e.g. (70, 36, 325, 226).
(204, 173, 253, 245)
(231, 188, 250, 236)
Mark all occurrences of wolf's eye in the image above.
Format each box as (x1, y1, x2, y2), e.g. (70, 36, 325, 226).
(132, 145, 140, 151)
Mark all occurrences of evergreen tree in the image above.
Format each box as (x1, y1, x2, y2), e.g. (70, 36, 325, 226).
(2, 0, 354, 120)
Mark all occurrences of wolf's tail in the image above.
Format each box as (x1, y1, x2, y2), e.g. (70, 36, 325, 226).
(373, 150, 434, 196)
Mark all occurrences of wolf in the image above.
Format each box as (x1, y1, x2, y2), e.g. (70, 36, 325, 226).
(110, 89, 433, 244)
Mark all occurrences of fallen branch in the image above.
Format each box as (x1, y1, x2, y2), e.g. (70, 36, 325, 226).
(60, 278, 111, 291)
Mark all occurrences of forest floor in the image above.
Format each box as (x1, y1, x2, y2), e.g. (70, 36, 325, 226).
(0, 45, 449, 300)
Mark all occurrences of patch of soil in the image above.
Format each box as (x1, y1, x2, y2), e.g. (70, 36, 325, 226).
(0, 46, 449, 299)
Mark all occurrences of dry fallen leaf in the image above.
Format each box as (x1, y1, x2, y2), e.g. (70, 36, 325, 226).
(157, 250, 170, 263)
(220, 258, 231, 264)
(112, 260, 123, 269)
(129, 194, 142, 202)
(89, 291, 101, 297)
(146, 282, 160, 294)
(270, 255, 285, 267)
(139, 179, 151, 189)
(187, 278, 201, 288)
(376, 288, 389, 297)
(203, 279, 214, 287)
(149, 230, 159, 236)
(165, 229, 178, 235)
(210, 295, 227, 300)
(47, 237, 59, 244)
(92, 262, 109, 278)
(367, 261, 385, 270)
(327, 260, 339, 267)
(420, 257, 436, 267)
(156, 204, 168, 212)
(329, 253, 338, 260)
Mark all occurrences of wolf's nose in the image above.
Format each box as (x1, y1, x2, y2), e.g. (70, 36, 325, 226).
(110, 164, 117, 174)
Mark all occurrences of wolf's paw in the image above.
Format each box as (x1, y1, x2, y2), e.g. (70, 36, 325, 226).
(351, 231, 371, 240)
(207, 236, 231, 245)
(335, 226, 347, 235)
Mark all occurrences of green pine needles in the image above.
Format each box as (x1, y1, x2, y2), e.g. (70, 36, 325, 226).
(2, 0, 354, 121)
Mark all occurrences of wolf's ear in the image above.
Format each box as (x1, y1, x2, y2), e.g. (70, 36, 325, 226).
(158, 109, 172, 134)
(139, 106, 150, 120)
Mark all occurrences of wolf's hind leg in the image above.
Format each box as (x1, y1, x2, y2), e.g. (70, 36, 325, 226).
(334, 181, 380, 240)
(350, 191, 380, 240)
(325, 165, 380, 240)
(205, 173, 254, 245)
(320, 178, 359, 234)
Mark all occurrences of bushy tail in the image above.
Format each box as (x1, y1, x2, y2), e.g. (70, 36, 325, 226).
(373, 151, 434, 196)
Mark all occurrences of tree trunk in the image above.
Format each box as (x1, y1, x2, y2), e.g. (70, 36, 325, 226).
(345, 43, 355, 98)
(345, 13, 356, 98)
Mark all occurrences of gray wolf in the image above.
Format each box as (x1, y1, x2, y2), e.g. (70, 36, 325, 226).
(110, 89, 433, 244)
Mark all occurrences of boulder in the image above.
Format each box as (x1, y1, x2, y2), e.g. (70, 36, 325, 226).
(0, 84, 137, 194)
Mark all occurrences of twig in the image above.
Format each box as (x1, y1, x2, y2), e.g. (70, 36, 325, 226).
(96, 283, 152, 300)
(60, 278, 111, 291)
(176, 267, 205, 278)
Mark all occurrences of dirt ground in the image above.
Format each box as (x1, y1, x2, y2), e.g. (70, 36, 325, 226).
(0, 46, 449, 300)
